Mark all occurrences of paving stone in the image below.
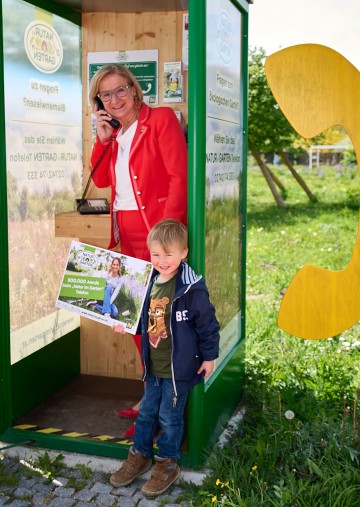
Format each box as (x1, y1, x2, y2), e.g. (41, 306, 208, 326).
(94, 493, 117, 506)
(115, 497, 136, 507)
(0, 497, 11, 507)
(53, 487, 76, 497)
(73, 489, 96, 502)
(66, 470, 83, 480)
(48, 497, 76, 507)
(5, 501, 32, 507)
(111, 483, 137, 497)
(90, 482, 113, 495)
(32, 491, 54, 504)
(136, 497, 158, 507)
(53, 477, 69, 487)
(16, 478, 37, 489)
(14, 487, 32, 498)
(34, 482, 53, 493)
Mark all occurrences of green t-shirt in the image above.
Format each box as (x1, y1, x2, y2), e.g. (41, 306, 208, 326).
(148, 274, 176, 378)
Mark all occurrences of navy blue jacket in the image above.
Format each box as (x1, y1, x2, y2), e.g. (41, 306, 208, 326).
(140, 262, 220, 400)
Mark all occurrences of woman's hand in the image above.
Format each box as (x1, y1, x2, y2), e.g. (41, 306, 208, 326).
(95, 107, 115, 144)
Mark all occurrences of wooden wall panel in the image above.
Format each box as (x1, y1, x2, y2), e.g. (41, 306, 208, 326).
(78, 10, 187, 378)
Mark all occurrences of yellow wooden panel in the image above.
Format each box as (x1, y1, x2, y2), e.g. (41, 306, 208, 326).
(265, 44, 360, 339)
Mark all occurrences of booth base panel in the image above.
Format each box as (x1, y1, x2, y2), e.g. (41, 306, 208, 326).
(13, 374, 143, 442)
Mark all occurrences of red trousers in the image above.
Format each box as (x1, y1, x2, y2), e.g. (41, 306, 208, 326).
(116, 210, 150, 359)
(116, 210, 150, 262)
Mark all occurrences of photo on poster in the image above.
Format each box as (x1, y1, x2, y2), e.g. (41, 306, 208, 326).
(163, 61, 183, 103)
(56, 241, 153, 334)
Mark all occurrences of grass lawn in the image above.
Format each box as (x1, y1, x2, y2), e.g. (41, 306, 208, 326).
(181, 160, 360, 506)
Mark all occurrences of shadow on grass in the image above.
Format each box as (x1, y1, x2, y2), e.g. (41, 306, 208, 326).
(247, 200, 358, 231)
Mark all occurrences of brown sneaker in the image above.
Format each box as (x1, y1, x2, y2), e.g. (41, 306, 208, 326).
(141, 456, 180, 497)
(110, 447, 152, 487)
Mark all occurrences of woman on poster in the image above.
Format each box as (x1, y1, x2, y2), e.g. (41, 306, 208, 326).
(87, 257, 124, 319)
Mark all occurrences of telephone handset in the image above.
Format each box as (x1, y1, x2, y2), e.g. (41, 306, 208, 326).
(95, 96, 120, 129)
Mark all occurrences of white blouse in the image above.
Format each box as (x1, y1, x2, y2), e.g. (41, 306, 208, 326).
(113, 120, 138, 211)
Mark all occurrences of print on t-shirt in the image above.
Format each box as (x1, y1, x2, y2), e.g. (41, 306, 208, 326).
(147, 296, 170, 348)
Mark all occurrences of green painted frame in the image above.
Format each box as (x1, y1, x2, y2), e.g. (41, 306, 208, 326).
(185, 0, 249, 467)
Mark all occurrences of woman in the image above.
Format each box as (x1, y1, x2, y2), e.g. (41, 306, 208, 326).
(88, 64, 188, 437)
(88, 257, 124, 319)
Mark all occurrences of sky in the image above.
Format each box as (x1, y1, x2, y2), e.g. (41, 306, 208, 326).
(248, 0, 360, 71)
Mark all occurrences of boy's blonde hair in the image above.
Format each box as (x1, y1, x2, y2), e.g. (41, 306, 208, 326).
(147, 219, 188, 252)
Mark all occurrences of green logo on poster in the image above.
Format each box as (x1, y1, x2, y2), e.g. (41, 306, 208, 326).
(24, 21, 63, 74)
(77, 251, 98, 269)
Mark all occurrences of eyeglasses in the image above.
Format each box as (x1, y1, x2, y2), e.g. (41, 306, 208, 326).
(97, 84, 133, 102)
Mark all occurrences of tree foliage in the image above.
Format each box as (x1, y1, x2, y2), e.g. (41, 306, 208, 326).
(248, 47, 296, 153)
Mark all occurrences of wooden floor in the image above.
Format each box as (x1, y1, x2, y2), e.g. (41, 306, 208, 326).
(13, 375, 144, 439)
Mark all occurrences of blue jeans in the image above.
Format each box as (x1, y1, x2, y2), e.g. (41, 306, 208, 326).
(133, 374, 188, 460)
(95, 285, 118, 318)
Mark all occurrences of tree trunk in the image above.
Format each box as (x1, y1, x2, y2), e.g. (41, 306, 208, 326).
(251, 151, 286, 208)
(278, 150, 316, 201)
(267, 165, 286, 192)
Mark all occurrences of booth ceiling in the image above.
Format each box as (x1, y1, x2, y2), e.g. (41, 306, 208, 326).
(50, 0, 188, 12)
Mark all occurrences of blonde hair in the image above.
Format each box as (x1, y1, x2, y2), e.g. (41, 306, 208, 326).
(147, 219, 188, 252)
(89, 64, 143, 111)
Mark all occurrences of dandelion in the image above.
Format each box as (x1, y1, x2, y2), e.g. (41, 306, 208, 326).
(216, 479, 221, 486)
(251, 465, 258, 471)
(212, 495, 217, 502)
(280, 230, 285, 235)
(285, 410, 295, 420)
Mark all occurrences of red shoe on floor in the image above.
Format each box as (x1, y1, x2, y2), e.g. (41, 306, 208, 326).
(117, 408, 139, 419)
(123, 422, 136, 439)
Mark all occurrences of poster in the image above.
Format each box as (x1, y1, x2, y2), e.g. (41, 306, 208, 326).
(205, 0, 243, 375)
(4, 0, 82, 364)
(163, 61, 184, 103)
(56, 241, 153, 334)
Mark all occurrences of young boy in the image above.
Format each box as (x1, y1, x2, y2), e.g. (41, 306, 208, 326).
(110, 218, 220, 497)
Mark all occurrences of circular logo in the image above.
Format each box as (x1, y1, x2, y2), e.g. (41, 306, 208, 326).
(24, 21, 63, 74)
(77, 251, 98, 270)
(216, 11, 232, 64)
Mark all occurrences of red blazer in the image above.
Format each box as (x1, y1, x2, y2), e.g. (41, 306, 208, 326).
(90, 103, 188, 249)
